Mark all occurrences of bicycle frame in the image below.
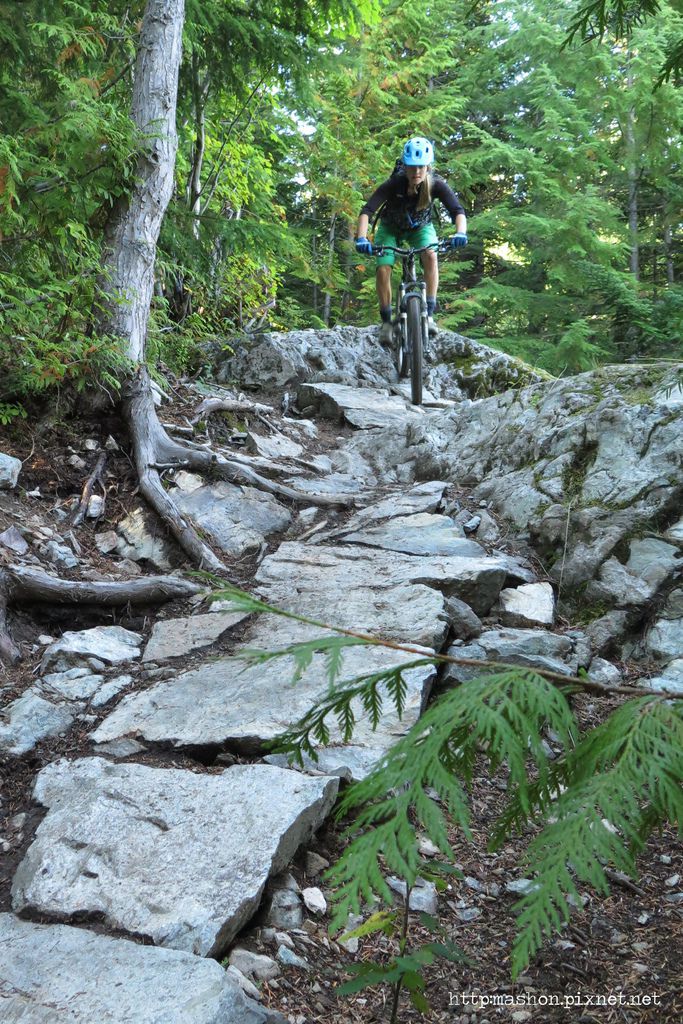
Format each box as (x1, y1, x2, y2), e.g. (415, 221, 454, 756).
(372, 240, 452, 404)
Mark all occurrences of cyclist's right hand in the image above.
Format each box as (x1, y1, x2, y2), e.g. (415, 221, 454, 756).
(355, 237, 373, 255)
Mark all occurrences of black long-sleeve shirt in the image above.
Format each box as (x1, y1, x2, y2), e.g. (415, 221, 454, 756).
(360, 173, 465, 229)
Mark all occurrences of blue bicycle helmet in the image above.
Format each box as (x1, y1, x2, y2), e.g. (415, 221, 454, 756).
(402, 137, 434, 166)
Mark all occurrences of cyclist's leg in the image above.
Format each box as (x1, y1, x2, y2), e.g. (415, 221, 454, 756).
(374, 223, 398, 341)
(409, 224, 439, 333)
(407, 224, 438, 297)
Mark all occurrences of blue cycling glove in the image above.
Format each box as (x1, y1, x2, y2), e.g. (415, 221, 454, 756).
(450, 233, 468, 249)
(355, 237, 373, 255)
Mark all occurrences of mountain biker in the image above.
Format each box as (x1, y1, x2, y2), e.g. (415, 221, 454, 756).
(355, 137, 467, 343)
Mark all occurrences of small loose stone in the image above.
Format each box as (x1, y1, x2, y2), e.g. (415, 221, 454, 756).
(302, 887, 327, 916)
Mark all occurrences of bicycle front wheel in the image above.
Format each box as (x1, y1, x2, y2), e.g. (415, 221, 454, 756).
(397, 321, 410, 378)
(407, 298, 423, 405)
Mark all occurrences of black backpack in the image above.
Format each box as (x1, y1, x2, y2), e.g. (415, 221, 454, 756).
(371, 159, 441, 233)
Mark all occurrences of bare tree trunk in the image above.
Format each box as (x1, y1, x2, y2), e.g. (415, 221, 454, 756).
(188, 52, 209, 241)
(627, 157, 639, 279)
(341, 223, 354, 318)
(99, 0, 185, 363)
(625, 70, 639, 281)
(311, 201, 318, 316)
(323, 213, 337, 326)
(664, 223, 675, 284)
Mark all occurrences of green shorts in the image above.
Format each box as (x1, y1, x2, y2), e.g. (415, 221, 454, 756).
(374, 221, 438, 266)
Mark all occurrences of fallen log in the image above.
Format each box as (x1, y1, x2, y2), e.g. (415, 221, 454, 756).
(0, 565, 203, 665)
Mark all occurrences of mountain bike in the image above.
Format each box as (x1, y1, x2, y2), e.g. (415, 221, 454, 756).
(373, 239, 452, 406)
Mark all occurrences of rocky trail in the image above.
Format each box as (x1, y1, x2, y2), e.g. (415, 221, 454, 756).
(0, 327, 681, 1022)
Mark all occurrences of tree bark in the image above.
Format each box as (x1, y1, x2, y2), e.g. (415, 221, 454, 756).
(624, 69, 639, 281)
(0, 565, 202, 666)
(98, 0, 185, 363)
(664, 223, 675, 284)
(188, 51, 209, 241)
(311, 201, 319, 316)
(323, 213, 337, 326)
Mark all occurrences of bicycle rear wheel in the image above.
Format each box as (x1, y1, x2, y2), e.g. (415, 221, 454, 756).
(407, 298, 423, 405)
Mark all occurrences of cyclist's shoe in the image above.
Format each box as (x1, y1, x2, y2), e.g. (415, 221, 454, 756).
(427, 315, 438, 337)
(378, 321, 393, 345)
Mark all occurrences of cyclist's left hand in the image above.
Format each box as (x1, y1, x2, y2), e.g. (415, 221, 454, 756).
(449, 233, 468, 248)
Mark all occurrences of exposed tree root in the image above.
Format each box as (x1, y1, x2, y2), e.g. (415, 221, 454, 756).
(191, 396, 274, 422)
(2, 368, 351, 663)
(0, 565, 202, 666)
(71, 452, 108, 527)
(123, 368, 356, 570)
(4, 566, 201, 605)
(0, 587, 21, 665)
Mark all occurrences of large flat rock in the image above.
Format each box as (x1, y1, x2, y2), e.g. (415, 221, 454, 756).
(0, 914, 283, 1023)
(258, 576, 449, 647)
(142, 611, 250, 662)
(298, 382, 422, 429)
(255, 541, 532, 616)
(90, 614, 436, 778)
(0, 689, 74, 757)
(336, 480, 447, 531)
(341, 512, 477, 557)
(171, 473, 291, 556)
(12, 758, 337, 957)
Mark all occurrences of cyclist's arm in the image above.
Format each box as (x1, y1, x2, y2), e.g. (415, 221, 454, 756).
(454, 211, 467, 235)
(358, 179, 395, 221)
(432, 177, 467, 233)
(356, 213, 370, 239)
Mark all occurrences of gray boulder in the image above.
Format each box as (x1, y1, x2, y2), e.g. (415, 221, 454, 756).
(0, 914, 283, 1023)
(0, 690, 74, 757)
(12, 758, 337, 957)
(41, 625, 142, 674)
(443, 627, 591, 684)
(639, 658, 683, 694)
(0, 452, 21, 489)
(298, 381, 422, 430)
(405, 363, 683, 617)
(215, 326, 538, 403)
(97, 506, 178, 570)
(171, 472, 291, 557)
(498, 582, 555, 627)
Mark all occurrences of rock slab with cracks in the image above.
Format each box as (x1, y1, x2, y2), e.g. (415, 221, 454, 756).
(12, 758, 338, 957)
(0, 913, 286, 1024)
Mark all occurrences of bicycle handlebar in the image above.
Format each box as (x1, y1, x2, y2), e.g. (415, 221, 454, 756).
(372, 240, 452, 257)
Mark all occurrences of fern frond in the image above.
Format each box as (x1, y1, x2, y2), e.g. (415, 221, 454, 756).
(510, 696, 683, 977)
(324, 670, 576, 932)
(273, 657, 434, 763)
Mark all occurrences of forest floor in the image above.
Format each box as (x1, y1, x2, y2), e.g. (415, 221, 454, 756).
(0, 377, 681, 1024)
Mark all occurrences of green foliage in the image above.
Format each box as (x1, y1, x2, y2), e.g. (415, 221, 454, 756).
(0, 0, 378, 407)
(0, 1, 138, 407)
(0, 402, 27, 425)
(563, 0, 683, 82)
(3, 0, 682, 401)
(296, 0, 683, 368)
(294, 669, 578, 928)
(212, 582, 683, 1007)
(501, 696, 683, 974)
(338, 906, 467, 1018)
